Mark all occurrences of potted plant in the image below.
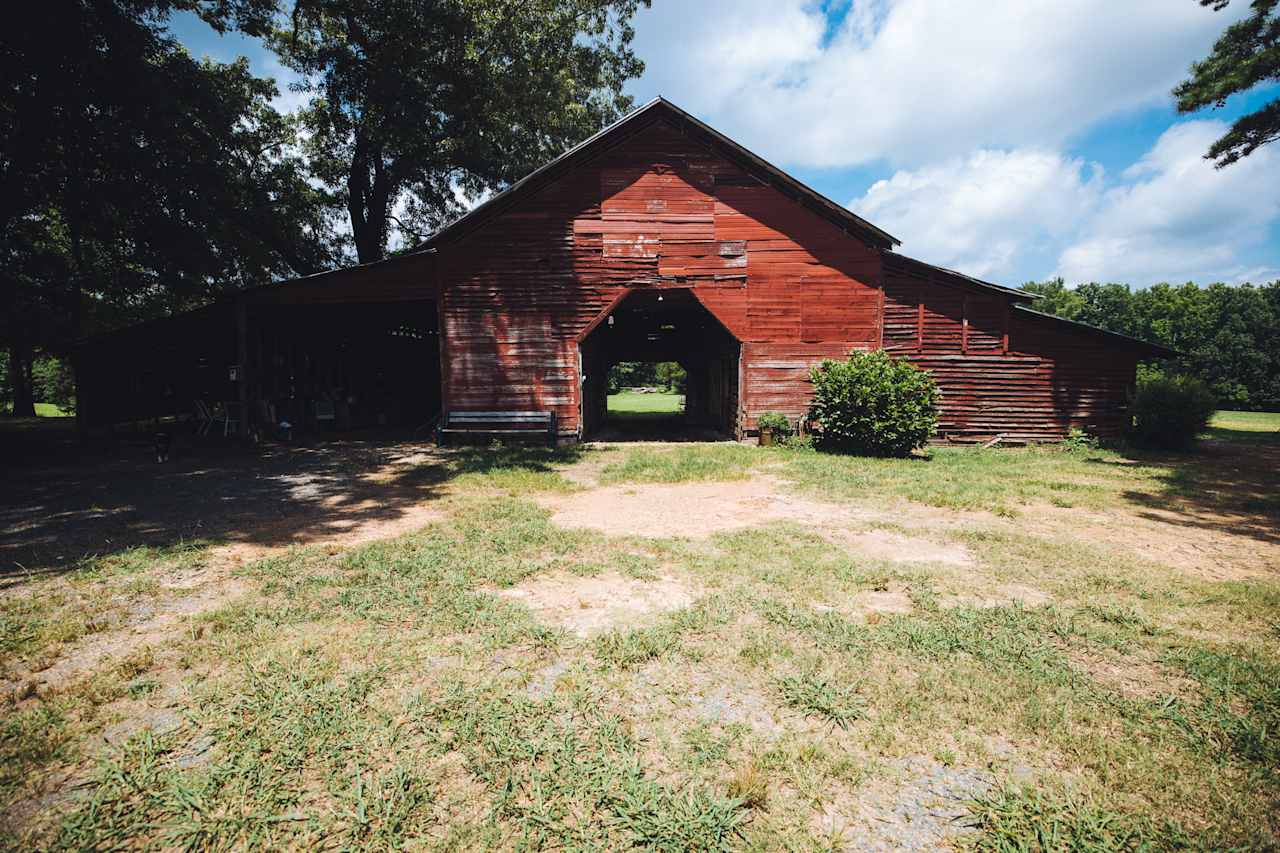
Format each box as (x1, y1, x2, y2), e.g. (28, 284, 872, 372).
(757, 411, 792, 447)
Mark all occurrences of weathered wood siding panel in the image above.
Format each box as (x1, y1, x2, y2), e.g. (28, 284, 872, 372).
(882, 261, 1137, 441)
(439, 118, 883, 435)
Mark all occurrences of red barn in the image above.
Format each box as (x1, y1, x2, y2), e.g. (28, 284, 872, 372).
(78, 98, 1171, 443)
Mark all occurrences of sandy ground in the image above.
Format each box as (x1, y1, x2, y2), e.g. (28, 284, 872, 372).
(538, 476, 977, 563)
(493, 570, 703, 637)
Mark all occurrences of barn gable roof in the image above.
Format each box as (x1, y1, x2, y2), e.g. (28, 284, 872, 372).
(414, 97, 901, 252)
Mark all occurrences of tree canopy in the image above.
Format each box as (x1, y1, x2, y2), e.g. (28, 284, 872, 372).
(273, 0, 650, 263)
(1021, 278, 1280, 411)
(1174, 0, 1280, 166)
(1, 0, 339, 415)
(3, 0, 653, 414)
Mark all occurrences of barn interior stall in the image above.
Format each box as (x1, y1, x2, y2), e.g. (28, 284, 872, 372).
(578, 288, 739, 438)
(76, 256, 442, 438)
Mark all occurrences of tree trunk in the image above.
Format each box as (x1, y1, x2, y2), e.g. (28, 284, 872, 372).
(7, 342, 36, 417)
(347, 133, 392, 264)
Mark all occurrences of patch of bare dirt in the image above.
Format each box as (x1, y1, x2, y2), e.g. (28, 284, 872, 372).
(537, 477, 871, 538)
(688, 681, 782, 733)
(1029, 494, 1280, 581)
(492, 570, 703, 637)
(1067, 647, 1198, 700)
(678, 663, 784, 735)
(830, 529, 975, 567)
(840, 590, 915, 617)
(941, 583, 1053, 609)
(813, 756, 993, 852)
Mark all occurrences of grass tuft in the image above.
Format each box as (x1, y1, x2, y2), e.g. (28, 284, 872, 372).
(776, 671, 864, 728)
(599, 445, 761, 484)
(965, 786, 1194, 851)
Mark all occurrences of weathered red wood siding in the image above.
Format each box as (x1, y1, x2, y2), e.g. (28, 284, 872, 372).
(437, 117, 884, 435)
(882, 258, 1137, 441)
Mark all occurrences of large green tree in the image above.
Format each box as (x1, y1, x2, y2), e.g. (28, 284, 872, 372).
(1, 0, 339, 415)
(1022, 279, 1280, 410)
(1174, 0, 1280, 166)
(272, 0, 649, 263)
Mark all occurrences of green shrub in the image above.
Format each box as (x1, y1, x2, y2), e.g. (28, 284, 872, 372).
(756, 411, 792, 438)
(1062, 427, 1098, 452)
(1129, 375, 1216, 449)
(807, 349, 939, 456)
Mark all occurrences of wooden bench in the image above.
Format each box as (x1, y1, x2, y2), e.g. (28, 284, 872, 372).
(436, 410, 558, 446)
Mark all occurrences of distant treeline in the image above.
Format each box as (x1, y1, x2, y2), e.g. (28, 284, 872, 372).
(1020, 280, 1280, 411)
(607, 362, 687, 395)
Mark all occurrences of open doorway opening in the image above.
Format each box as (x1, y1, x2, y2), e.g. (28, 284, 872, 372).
(606, 361, 687, 427)
(580, 288, 739, 440)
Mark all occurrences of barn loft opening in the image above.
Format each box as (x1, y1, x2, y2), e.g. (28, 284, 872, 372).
(579, 288, 739, 440)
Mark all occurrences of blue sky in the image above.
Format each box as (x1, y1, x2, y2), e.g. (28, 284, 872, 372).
(173, 1, 1279, 287)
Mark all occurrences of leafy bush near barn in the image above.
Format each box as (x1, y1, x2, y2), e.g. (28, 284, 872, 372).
(1129, 375, 1217, 450)
(756, 411, 793, 439)
(807, 349, 939, 456)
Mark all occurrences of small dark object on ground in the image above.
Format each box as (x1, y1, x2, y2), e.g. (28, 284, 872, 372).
(154, 431, 172, 463)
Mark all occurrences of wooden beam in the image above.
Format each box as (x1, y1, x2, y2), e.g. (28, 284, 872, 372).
(435, 262, 449, 421)
(575, 288, 634, 343)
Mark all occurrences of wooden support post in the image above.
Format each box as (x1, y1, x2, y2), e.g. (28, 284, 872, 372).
(876, 273, 886, 348)
(916, 301, 924, 349)
(1001, 302, 1010, 354)
(434, 263, 448, 426)
(235, 297, 250, 439)
(961, 295, 969, 354)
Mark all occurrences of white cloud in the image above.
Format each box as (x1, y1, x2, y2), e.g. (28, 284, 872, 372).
(848, 120, 1280, 286)
(631, 0, 824, 110)
(1056, 121, 1280, 284)
(856, 148, 1103, 277)
(630, 0, 1241, 168)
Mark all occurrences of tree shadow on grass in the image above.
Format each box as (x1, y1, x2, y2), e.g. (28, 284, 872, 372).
(1088, 431, 1280, 548)
(0, 423, 583, 586)
(590, 412, 730, 443)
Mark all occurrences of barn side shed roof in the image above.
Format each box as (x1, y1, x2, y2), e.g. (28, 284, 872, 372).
(1013, 304, 1178, 359)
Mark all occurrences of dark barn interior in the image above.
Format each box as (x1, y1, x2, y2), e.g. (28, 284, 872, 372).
(78, 296, 441, 438)
(579, 288, 739, 439)
(242, 300, 440, 434)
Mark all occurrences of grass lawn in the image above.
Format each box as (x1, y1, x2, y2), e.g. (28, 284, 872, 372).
(608, 390, 685, 418)
(1208, 409, 1280, 444)
(0, 402, 71, 417)
(2, 430, 1278, 849)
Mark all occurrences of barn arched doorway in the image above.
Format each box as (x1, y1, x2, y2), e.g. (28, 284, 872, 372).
(578, 288, 740, 440)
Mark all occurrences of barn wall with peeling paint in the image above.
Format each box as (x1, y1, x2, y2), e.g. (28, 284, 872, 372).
(427, 99, 1167, 442)
(437, 115, 884, 437)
